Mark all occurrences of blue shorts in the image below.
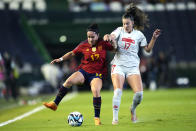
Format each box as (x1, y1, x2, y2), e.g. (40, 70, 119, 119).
(79, 69, 103, 85)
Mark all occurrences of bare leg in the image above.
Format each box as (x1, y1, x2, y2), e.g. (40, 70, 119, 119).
(127, 74, 143, 122)
(43, 71, 85, 111)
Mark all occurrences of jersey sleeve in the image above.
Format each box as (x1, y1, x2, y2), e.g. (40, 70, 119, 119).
(72, 40, 87, 54)
(72, 43, 82, 55)
(139, 32, 147, 47)
(103, 41, 114, 51)
(111, 27, 122, 40)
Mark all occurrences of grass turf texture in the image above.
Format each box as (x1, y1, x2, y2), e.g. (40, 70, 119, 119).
(0, 88, 196, 131)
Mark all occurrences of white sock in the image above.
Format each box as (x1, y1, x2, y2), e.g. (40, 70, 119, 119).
(112, 88, 122, 122)
(131, 91, 143, 114)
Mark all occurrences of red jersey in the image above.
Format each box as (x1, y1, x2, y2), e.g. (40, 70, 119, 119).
(72, 39, 114, 75)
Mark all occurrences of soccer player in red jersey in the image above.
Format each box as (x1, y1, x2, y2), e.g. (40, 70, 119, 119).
(43, 23, 117, 125)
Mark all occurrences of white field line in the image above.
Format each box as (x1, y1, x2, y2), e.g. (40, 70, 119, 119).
(0, 92, 78, 127)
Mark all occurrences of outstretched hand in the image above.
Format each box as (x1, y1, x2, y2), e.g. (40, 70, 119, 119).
(50, 59, 61, 64)
(103, 34, 112, 41)
(153, 29, 161, 39)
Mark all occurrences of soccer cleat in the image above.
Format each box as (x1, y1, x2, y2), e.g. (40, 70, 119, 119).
(94, 117, 101, 126)
(112, 120, 118, 125)
(43, 101, 57, 111)
(130, 108, 137, 123)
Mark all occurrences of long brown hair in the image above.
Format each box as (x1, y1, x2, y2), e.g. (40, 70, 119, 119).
(123, 3, 149, 31)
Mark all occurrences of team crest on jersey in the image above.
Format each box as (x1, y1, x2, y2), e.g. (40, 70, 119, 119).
(98, 45, 102, 51)
(86, 48, 89, 51)
(122, 38, 135, 44)
(92, 47, 96, 52)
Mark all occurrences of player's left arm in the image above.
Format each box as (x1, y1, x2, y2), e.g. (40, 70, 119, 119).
(144, 29, 161, 52)
(50, 51, 75, 64)
(103, 39, 117, 52)
(110, 39, 117, 52)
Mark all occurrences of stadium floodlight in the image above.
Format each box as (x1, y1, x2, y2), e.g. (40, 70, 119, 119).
(109, 1, 123, 12)
(176, 3, 186, 11)
(145, 4, 155, 12)
(187, 2, 196, 10)
(9, 1, 20, 10)
(59, 35, 67, 43)
(165, 3, 176, 11)
(22, 0, 33, 11)
(35, 0, 46, 12)
(0, 1, 4, 10)
(155, 3, 165, 11)
(136, 4, 145, 11)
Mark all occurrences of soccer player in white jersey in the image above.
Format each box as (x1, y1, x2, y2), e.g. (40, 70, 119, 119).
(103, 3, 161, 124)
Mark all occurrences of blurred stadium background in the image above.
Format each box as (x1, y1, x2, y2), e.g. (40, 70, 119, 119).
(0, 0, 196, 102)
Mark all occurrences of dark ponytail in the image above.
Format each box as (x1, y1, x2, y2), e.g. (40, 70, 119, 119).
(123, 3, 149, 31)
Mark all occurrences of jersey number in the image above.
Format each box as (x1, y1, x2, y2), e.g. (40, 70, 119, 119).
(122, 38, 135, 50)
(91, 54, 99, 61)
(124, 42, 131, 50)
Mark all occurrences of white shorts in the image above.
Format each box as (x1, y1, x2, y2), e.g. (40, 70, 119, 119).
(111, 64, 140, 78)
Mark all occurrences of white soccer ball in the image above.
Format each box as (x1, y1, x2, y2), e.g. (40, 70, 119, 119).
(67, 111, 83, 126)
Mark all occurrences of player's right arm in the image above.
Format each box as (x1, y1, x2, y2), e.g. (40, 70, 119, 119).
(50, 51, 75, 64)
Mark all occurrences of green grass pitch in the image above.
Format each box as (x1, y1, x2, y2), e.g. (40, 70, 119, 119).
(0, 88, 196, 131)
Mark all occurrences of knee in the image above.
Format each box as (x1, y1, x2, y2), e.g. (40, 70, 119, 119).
(91, 88, 100, 97)
(63, 79, 73, 87)
(91, 88, 96, 93)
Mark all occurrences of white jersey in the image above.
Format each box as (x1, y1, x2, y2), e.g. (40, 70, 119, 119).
(111, 27, 147, 67)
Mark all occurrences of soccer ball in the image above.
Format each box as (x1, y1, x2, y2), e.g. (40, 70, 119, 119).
(67, 111, 83, 126)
